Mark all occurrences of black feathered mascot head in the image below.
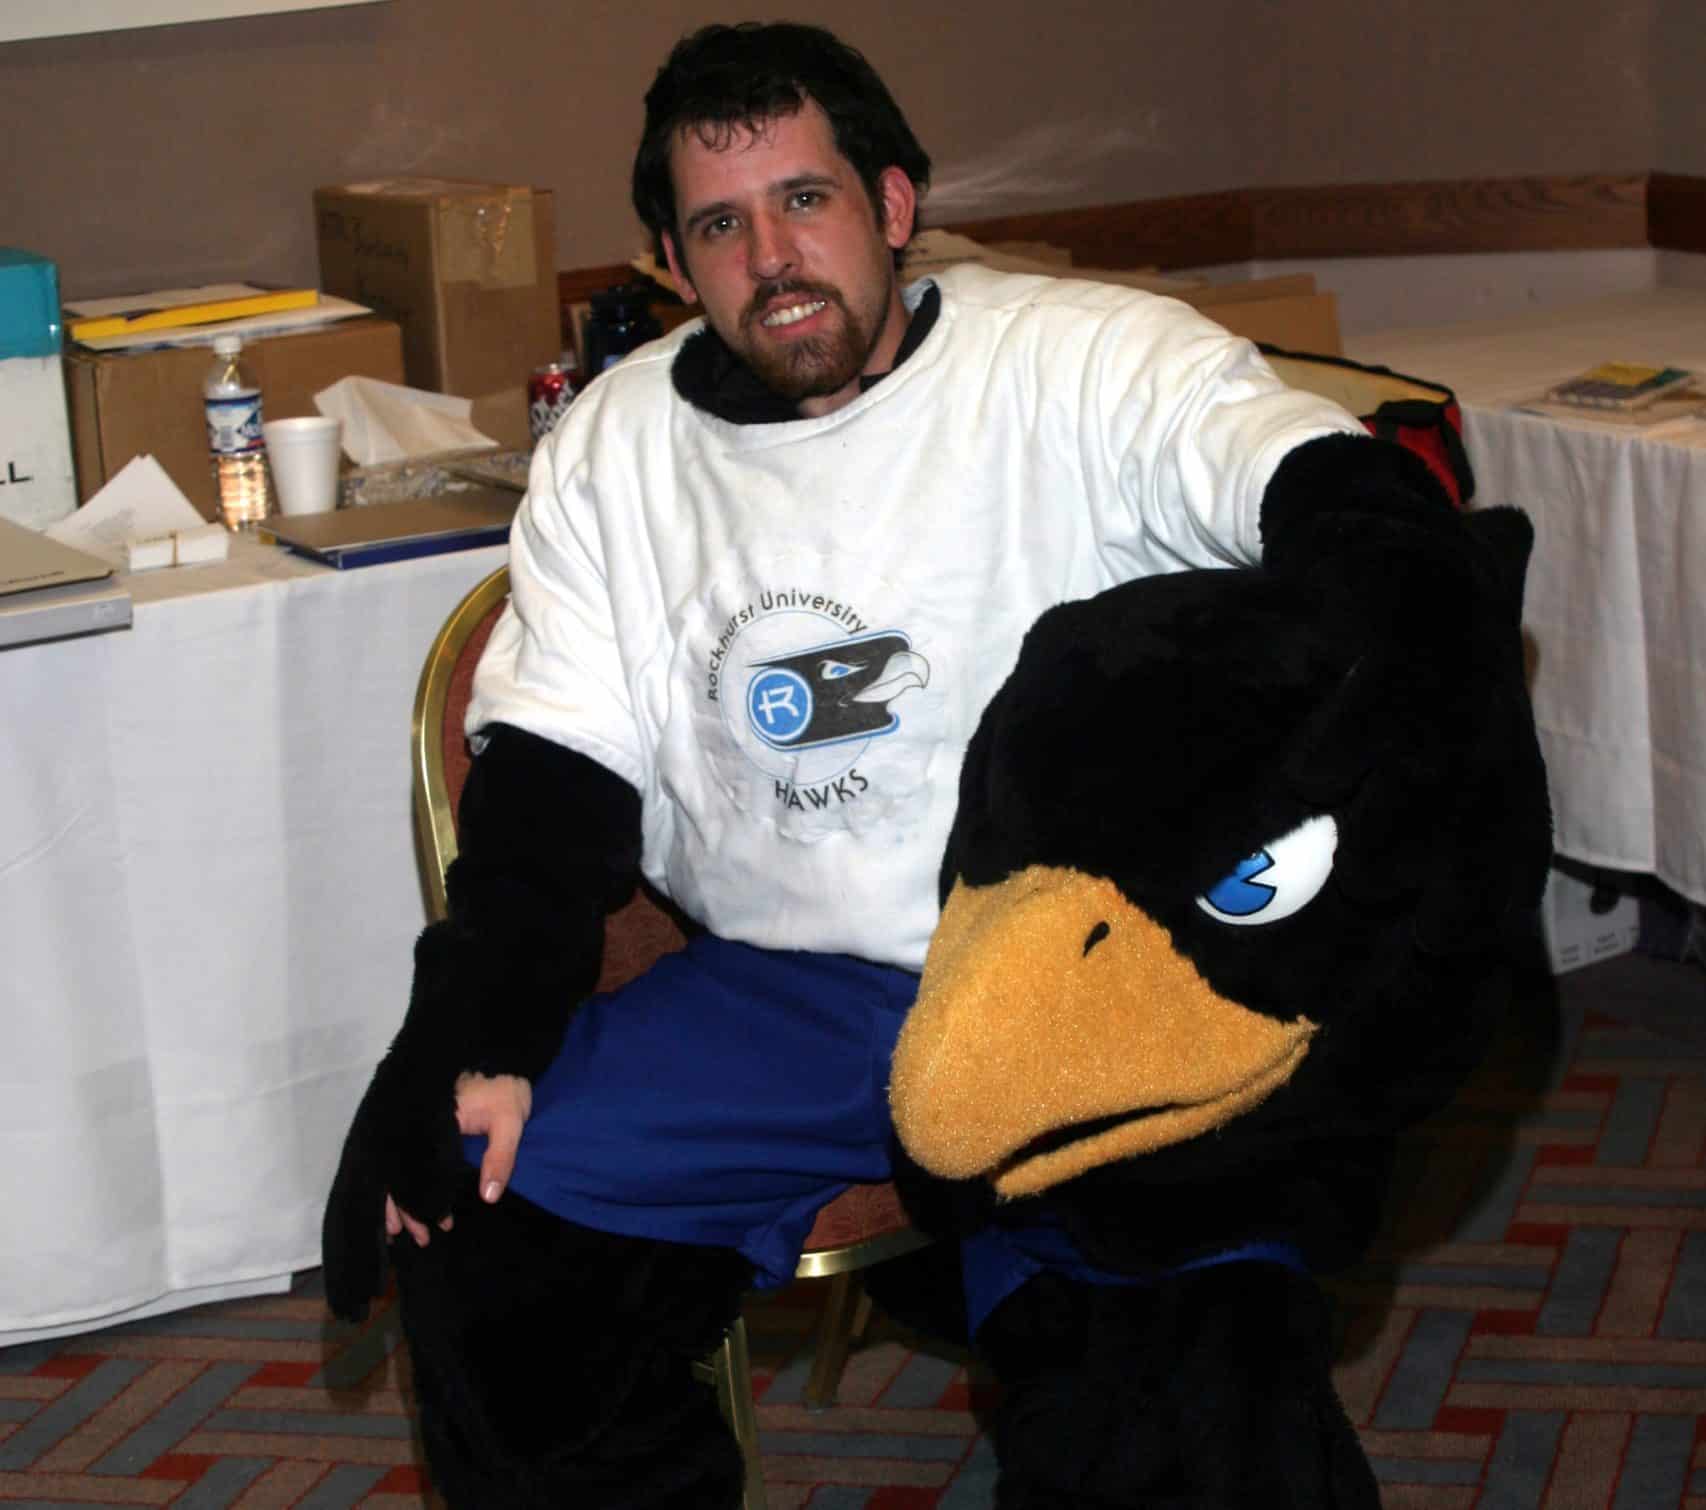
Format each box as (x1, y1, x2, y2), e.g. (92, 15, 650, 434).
(885, 505, 1551, 1510)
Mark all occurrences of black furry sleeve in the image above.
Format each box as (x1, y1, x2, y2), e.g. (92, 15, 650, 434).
(437, 722, 643, 1080)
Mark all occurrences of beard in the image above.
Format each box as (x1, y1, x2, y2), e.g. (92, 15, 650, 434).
(731, 278, 888, 402)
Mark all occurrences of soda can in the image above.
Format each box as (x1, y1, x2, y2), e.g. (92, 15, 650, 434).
(528, 360, 576, 443)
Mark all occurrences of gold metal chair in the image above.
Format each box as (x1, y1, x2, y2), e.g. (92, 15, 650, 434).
(411, 565, 930, 1510)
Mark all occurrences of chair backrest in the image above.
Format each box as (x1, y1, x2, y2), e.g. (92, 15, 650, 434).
(410, 564, 688, 991)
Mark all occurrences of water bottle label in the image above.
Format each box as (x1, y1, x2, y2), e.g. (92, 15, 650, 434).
(206, 394, 264, 454)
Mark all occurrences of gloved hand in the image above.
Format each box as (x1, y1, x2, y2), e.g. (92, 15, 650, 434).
(1260, 434, 1550, 954)
(321, 727, 643, 1323)
(320, 918, 548, 1323)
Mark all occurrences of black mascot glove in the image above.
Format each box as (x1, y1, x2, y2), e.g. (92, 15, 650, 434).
(1260, 434, 1550, 956)
(321, 725, 642, 1323)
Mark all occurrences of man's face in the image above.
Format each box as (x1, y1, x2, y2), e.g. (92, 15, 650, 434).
(662, 100, 917, 418)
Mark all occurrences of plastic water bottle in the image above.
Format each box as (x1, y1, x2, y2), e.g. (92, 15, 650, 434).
(204, 334, 272, 530)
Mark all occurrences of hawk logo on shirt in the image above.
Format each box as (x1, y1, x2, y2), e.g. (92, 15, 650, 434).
(746, 632, 930, 752)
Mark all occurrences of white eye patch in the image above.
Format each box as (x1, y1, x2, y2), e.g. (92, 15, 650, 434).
(1195, 814, 1338, 926)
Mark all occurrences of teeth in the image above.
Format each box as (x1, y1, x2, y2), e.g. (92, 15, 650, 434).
(762, 300, 827, 328)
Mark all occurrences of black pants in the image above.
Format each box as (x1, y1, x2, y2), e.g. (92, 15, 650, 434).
(392, 1177, 754, 1509)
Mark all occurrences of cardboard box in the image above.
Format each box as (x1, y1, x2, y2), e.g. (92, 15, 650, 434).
(1540, 863, 1642, 974)
(1181, 277, 1343, 356)
(0, 249, 78, 529)
(1190, 291, 1342, 356)
(65, 316, 405, 521)
(314, 179, 561, 404)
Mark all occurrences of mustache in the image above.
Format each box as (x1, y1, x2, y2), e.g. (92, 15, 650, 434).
(744, 280, 843, 327)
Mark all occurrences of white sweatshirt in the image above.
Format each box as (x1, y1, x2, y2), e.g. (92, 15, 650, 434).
(467, 262, 1363, 969)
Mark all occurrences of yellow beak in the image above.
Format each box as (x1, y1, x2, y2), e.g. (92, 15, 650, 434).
(889, 866, 1317, 1198)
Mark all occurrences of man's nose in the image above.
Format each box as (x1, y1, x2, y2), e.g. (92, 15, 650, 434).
(748, 213, 797, 281)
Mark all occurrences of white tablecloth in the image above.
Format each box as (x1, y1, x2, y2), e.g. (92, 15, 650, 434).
(0, 535, 505, 1343)
(1348, 289, 1706, 908)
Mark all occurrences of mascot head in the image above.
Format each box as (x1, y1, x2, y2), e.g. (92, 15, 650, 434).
(890, 508, 1551, 1202)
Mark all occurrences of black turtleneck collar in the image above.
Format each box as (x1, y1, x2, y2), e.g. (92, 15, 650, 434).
(671, 282, 941, 425)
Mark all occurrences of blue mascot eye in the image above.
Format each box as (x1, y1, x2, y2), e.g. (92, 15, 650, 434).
(1196, 813, 1338, 927)
(818, 659, 861, 680)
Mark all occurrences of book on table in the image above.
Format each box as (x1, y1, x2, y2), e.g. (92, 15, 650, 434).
(1545, 361, 1695, 412)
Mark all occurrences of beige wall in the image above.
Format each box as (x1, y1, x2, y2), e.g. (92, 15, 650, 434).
(1652, 0, 1706, 174)
(1239, 2, 1662, 184)
(0, 0, 1686, 301)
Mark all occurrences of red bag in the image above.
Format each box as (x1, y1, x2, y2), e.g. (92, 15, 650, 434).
(1261, 345, 1474, 510)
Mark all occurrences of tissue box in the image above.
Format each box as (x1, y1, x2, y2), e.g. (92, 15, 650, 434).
(314, 179, 561, 410)
(64, 316, 405, 521)
(0, 249, 78, 529)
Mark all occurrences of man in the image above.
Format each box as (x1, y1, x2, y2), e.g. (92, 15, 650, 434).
(324, 21, 1481, 1507)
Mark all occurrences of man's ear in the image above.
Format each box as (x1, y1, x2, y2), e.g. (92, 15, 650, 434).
(661, 231, 699, 306)
(876, 166, 918, 252)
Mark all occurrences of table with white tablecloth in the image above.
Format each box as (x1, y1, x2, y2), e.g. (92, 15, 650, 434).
(0, 536, 505, 1343)
(1349, 288, 1706, 910)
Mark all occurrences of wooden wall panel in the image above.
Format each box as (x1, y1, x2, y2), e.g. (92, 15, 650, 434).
(1649, 174, 1706, 255)
(941, 191, 1251, 273)
(1243, 175, 1648, 261)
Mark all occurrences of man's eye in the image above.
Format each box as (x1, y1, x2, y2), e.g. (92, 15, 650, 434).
(789, 190, 823, 211)
(702, 215, 738, 239)
(1195, 814, 1338, 927)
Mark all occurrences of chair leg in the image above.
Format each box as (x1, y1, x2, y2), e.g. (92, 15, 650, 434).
(803, 1271, 873, 1412)
(695, 1316, 769, 1510)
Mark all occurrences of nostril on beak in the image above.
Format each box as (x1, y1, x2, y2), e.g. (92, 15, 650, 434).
(1083, 921, 1111, 957)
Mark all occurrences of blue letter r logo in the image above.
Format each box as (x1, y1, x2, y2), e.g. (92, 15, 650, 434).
(748, 668, 813, 746)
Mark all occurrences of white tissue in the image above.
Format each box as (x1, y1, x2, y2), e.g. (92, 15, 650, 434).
(313, 375, 500, 466)
(125, 523, 229, 571)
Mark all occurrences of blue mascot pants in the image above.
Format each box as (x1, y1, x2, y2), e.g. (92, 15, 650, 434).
(464, 935, 915, 1291)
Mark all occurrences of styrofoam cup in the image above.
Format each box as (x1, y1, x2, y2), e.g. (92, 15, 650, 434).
(264, 416, 343, 515)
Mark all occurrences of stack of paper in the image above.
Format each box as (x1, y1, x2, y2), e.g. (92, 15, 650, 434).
(64, 283, 370, 352)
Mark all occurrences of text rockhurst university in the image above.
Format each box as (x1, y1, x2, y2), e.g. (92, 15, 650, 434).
(704, 587, 873, 703)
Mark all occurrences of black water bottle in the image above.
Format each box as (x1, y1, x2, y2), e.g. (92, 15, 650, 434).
(582, 284, 663, 375)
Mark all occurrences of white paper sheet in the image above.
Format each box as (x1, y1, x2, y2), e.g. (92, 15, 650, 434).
(45, 454, 217, 568)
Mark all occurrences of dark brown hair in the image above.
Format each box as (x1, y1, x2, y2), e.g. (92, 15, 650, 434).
(631, 22, 931, 269)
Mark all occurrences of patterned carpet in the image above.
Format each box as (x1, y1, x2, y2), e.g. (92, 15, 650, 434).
(4, 968, 1705, 1508)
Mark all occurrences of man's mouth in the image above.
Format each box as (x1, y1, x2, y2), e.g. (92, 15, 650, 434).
(760, 299, 829, 329)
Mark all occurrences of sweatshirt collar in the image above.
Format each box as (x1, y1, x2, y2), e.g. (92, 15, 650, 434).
(671, 282, 941, 425)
